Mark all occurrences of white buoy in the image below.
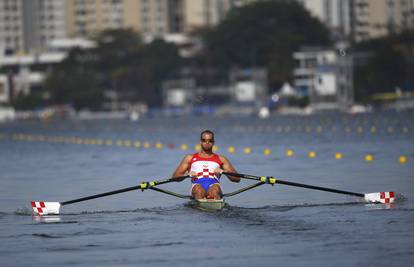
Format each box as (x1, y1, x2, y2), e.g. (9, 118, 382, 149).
(258, 107, 270, 118)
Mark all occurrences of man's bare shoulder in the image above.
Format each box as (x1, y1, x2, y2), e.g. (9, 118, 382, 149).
(183, 154, 194, 161)
(218, 154, 230, 162)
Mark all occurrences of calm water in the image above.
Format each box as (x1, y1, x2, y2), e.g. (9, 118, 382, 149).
(1, 112, 414, 266)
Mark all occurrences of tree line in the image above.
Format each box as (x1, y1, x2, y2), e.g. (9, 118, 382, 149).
(10, 0, 414, 110)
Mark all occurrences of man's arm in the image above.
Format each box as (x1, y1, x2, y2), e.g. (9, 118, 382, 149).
(219, 155, 240, 182)
(171, 154, 192, 181)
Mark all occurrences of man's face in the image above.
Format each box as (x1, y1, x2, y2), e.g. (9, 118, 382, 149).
(200, 133, 214, 152)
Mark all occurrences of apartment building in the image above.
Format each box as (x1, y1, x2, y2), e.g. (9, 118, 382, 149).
(184, 0, 234, 32)
(1, 0, 237, 53)
(0, 0, 66, 54)
(297, 0, 352, 37)
(351, 0, 414, 41)
(297, 0, 414, 42)
(0, 0, 24, 53)
(65, 0, 125, 38)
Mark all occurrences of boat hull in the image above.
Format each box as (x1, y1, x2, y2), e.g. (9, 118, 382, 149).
(191, 198, 225, 211)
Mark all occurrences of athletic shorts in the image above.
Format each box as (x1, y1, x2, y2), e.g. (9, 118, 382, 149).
(192, 177, 220, 192)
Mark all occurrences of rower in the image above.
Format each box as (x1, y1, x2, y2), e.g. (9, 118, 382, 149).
(171, 130, 240, 200)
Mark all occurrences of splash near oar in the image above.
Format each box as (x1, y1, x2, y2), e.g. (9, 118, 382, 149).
(223, 172, 396, 204)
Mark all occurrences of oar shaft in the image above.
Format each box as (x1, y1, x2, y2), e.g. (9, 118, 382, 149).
(223, 172, 364, 198)
(61, 175, 189, 206)
(275, 180, 364, 197)
(61, 185, 140, 205)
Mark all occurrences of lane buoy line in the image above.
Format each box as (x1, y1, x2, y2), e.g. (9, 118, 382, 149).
(2, 133, 410, 164)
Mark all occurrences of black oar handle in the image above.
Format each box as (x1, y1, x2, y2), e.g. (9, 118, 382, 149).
(223, 172, 364, 198)
(61, 175, 189, 206)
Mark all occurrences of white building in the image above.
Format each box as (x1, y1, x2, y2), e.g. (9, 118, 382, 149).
(293, 46, 354, 110)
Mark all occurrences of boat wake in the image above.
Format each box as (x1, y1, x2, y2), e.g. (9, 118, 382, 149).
(9, 193, 408, 221)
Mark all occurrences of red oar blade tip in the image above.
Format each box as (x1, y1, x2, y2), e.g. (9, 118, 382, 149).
(31, 201, 61, 215)
(364, 192, 395, 204)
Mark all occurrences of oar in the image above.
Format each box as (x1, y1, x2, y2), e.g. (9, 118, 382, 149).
(223, 172, 396, 204)
(31, 175, 189, 215)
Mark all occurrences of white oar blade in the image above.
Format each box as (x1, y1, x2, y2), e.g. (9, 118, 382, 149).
(31, 201, 61, 215)
(364, 192, 395, 204)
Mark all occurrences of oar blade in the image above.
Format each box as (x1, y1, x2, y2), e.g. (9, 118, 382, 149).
(31, 201, 61, 215)
(364, 192, 395, 204)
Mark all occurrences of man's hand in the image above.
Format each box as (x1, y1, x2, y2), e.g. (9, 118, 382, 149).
(214, 168, 223, 178)
(189, 171, 197, 178)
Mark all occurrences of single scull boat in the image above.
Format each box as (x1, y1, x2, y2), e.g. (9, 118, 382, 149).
(31, 172, 396, 215)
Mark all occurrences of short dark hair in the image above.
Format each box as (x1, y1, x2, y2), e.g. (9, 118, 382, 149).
(200, 130, 214, 140)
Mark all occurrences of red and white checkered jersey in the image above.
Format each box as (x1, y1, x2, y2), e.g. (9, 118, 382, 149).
(189, 153, 223, 181)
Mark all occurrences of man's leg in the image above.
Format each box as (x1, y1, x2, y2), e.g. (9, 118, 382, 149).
(192, 184, 206, 199)
(207, 184, 222, 199)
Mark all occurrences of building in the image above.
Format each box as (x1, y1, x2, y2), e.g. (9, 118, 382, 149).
(293, 46, 354, 110)
(184, 0, 235, 32)
(68, 0, 237, 45)
(65, 0, 125, 38)
(297, 0, 352, 38)
(0, 0, 67, 54)
(296, 0, 414, 42)
(0, 0, 237, 54)
(350, 0, 414, 42)
(0, 0, 24, 53)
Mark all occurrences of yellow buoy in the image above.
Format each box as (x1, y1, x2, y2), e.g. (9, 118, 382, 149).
(286, 149, 294, 157)
(365, 154, 374, 162)
(308, 151, 316, 158)
(243, 147, 252, 154)
(124, 140, 132, 147)
(263, 148, 271, 155)
(227, 146, 235, 154)
(398, 156, 407, 164)
(194, 144, 201, 151)
(180, 144, 188, 151)
(155, 142, 163, 149)
(134, 141, 141, 148)
(335, 153, 343, 160)
(316, 126, 323, 133)
(143, 142, 150, 148)
(105, 139, 113, 146)
(213, 145, 219, 152)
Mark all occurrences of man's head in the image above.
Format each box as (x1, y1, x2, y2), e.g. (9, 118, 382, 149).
(200, 130, 215, 152)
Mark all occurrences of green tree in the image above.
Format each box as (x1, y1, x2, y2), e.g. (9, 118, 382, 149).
(202, 0, 331, 87)
(92, 30, 180, 106)
(44, 48, 104, 110)
(44, 29, 181, 108)
(354, 30, 414, 102)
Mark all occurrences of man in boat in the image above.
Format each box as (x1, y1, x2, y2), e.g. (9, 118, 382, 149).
(172, 130, 240, 200)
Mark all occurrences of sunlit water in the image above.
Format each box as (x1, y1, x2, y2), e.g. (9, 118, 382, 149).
(1, 111, 413, 266)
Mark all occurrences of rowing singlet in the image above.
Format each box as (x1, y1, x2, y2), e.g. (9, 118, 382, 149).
(189, 153, 223, 183)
